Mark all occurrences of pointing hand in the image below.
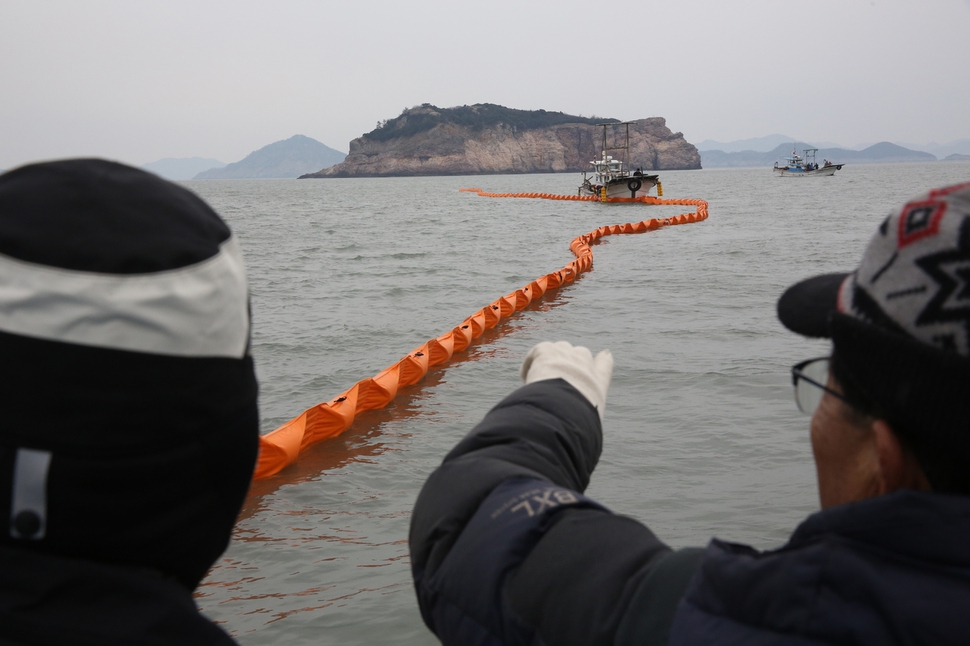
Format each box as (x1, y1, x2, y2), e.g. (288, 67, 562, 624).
(520, 341, 614, 420)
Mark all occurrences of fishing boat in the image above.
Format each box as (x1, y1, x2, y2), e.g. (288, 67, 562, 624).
(579, 123, 661, 199)
(773, 148, 844, 177)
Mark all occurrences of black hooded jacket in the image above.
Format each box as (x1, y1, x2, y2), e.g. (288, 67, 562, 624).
(0, 545, 235, 645)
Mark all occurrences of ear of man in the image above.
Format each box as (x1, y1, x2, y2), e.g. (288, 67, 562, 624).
(872, 420, 932, 496)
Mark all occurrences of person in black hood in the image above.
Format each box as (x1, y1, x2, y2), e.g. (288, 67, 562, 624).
(410, 182, 970, 645)
(0, 159, 258, 644)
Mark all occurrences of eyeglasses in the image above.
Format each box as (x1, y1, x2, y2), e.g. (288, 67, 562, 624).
(791, 357, 852, 415)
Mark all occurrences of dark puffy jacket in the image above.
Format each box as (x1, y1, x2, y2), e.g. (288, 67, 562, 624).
(671, 490, 970, 645)
(0, 545, 236, 645)
(410, 379, 970, 645)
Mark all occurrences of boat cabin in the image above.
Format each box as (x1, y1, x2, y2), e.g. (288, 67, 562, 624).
(590, 154, 628, 181)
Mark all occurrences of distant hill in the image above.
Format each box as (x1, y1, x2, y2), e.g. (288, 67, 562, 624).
(142, 157, 226, 181)
(849, 142, 937, 162)
(945, 153, 970, 161)
(701, 142, 937, 168)
(894, 138, 970, 158)
(697, 135, 843, 153)
(194, 135, 346, 179)
(696, 134, 843, 153)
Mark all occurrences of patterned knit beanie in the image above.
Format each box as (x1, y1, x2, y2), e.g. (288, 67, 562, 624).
(0, 159, 259, 589)
(777, 182, 970, 492)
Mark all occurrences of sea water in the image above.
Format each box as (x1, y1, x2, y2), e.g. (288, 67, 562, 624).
(188, 162, 970, 645)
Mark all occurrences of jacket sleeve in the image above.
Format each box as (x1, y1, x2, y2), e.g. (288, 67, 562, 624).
(409, 379, 703, 646)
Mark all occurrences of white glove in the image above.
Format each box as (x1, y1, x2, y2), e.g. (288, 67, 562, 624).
(520, 341, 614, 419)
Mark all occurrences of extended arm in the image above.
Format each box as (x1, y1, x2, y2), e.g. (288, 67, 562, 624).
(409, 344, 703, 645)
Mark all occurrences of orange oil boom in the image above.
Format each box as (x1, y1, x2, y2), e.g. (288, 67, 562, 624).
(253, 192, 709, 480)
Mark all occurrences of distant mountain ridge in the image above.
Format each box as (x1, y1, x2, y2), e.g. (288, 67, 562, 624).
(696, 134, 842, 153)
(142, 157, 226, 180)
(701, 142, 937, 168)
(194, 135, 346, 179)
(908, 139, 970, 159)
(699, 135, 970, 159)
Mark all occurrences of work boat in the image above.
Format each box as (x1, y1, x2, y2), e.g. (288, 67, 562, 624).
(579, 122, 661, 200)
(773, 147, 844, 177)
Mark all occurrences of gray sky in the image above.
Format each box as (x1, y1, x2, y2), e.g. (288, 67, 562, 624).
(2, 0, 968, 169)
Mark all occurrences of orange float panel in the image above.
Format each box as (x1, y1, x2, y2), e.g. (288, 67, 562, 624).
(398, 350, 430, 386)
(451, 325, 472, 353)
(428, 336, 454, 365)
(483, 304, 501, 328)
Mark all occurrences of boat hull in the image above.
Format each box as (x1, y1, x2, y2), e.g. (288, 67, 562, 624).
(579, 175, 659, 199)
(773, 164, 843, 177)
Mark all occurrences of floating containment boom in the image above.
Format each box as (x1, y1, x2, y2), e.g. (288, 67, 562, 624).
(253, 192, 709, 480)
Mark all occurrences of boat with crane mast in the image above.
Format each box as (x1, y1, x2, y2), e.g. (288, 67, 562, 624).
(579, 122, 662, 200)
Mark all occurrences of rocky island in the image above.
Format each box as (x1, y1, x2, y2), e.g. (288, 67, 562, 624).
(300, 104, 700, 178)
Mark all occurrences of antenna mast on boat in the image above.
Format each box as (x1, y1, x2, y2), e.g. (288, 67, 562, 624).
(597, 121, 635, 169)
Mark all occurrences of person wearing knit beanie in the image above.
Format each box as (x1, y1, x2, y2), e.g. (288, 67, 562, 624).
(0, 159, 258, 644)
